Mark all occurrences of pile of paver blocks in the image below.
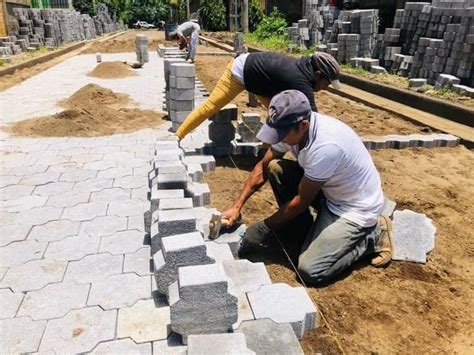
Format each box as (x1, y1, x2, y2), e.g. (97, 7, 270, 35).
(361, 133, 460, 150)
(144, 136, 316, 352)
(0, 3, 123, 62)
(135, 35, 149, 64)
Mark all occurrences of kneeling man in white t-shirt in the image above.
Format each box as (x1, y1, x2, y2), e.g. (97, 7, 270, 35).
(222, 90, 393, 284)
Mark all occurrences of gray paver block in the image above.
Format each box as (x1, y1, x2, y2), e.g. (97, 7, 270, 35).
(14, 206, 63, 226)
(0, 224, 31, 246)
(99, 230, 146, 255)
(1, 258, 67, 292)
(150, 188, 184, 201)
(79, 215, 128, 237)
(62, 201, 108, 222)
(209, 104, 238, 122)
(156, 173, 188, 190)
(88, 273, 151, 310)
(128, 214, 146, 232)
(74, 178, 113, 192)
(154, 232, 214, 296)
(60, 169, 97, 183)
(185, 163, 203, 182)
(0, 184, 35, 200)
(108, 199, 148, 217)
(182, 155, 216, 172)
(152, 332, 187, 355)
(205, 241, 234, 265)
(247, 283, 318, 339)
(90, 187, 131, 202)
(0, 317, 46, 353)
(0, 289, 23, 319)
(64, 253, 123, 284)
(0, 194, 48, 212)
(185, 182, 210, 207)
(0, 240, 47, 268)
(117, 299, 171, 343)
(222, 259, 272, 296)
(34, 181, 75, 196)
(169, 63, 195, 77)
(170, 263, 238, 343)
(113, 175, 148, 189)
(124, 247, 153, 276)
(392, 209, 436, 263)
(215, 224, 246, 256)
(39, 306, 116, 353)
(28, 220, 80, 243)
(187, 333, 255, 355)
(45, 234, 100, 261)
(46, 189, 91, 208)
(153, 209, 197, 237)
(97, 167, 133, 179)
(17, 281, 89, 321)
(237, 319, 304, 355)
(159, 198, 194, 210)
(91, 338, 152, 354)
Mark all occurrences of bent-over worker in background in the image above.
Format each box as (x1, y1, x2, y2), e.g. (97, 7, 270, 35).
(170, 20, 200, 64)
(222, 90, 393, 284)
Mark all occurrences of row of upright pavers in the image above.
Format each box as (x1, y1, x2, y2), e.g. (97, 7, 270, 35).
(146, 135, 314, 351)
(361, 133, 460, 150)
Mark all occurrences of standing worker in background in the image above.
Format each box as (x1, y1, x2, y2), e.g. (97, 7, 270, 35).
(170, 20, 200, 64)
(175, 51, 341, 140)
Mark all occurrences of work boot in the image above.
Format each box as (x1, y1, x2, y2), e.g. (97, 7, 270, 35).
(371, 216, 394, 267)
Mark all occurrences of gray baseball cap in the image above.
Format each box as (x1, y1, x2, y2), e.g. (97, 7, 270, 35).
(256, 90, 312, 145)
(311, 52, 341, 89)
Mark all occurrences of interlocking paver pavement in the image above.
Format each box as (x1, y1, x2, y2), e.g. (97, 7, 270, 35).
(0, 52, 170, 353)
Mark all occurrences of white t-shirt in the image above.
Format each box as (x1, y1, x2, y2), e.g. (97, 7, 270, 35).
(272, 112, 384, 227)
(231, 53, 250, 85)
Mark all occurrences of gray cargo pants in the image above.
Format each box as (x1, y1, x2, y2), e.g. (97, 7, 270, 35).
(267, 159, 380, 284)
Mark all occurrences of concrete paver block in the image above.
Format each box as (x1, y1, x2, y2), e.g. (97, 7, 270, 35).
(79, 215, 128, 237)
(90, 187, 131, 202)
(39, 306, 116, 353)
(209, 104, 238, 122)
(17, 281, 89, 321)
(99, 230, 146, 255)
(392, 209, 436, 263)
(124, 247, 153, 276)
(108, 199, 148, 217)
(381, 198, 397, 218)
(1, 259, 67, 292)
(88, 273, 151, 310)
(223, 259, 272, 296)
(60, 169, 97, 183)
(0, 317, 46, 353)
(0, 224, 31, 246)
(113, 175, 148, 189)
(170, 264, 238, 343)
(185, 182, 210, 207)
(91, 338, 152, 354)
(237, 319, 304, 355)
(182, 155, 216, 172)
(150, 188, 185, 201)
(0, 194, 48, 212)
(215, 224, 246, 256)
(0, 289, 23, 319)
(152, 332, 187, 355)
(247, 283, 318, 339)
(186, 163, 203, 182)
(170, 63, 195, 77)
(187, 333, 255, 355)
(74, 178, 113, 192)
(205, 241, 234, 265)
(13, 206, 63, 226)
(62, 201, 108, 222)
(153, 209, 197, 237)
(64, 253, 123, 284)
(28, 220, 81, 242)
(34, 181, 75, 196)
(117, 299, 171, 343)
(156, 173, 188, 190)
(159, 198, 194, 210)
(154, 232, 214, 296)
(46, 189, 91, 208)
(0, 184, 35, 200)
(0, 240, 47, 269)
(45, 234, 100, 261)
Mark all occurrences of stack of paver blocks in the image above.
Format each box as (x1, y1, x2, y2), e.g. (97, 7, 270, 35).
(135, 35, 149, 64)
(205, 104, 238, 156)
(145, 136, 316, 351)
(337, 33, 359, 64)
(168, 63, 195, 132)
(0, 4, 123, 61)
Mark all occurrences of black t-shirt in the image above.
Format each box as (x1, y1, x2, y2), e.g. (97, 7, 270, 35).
(243, 52, 317, 111)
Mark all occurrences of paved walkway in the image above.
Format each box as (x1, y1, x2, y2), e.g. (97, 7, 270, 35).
(0, 52, 178, 353)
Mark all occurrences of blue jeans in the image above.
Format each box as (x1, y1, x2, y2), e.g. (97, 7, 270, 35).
(187, 30, 199, 61)
(267, 159, 379, 284)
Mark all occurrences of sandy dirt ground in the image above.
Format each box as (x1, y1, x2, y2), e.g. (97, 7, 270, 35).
(205, 147, 474, 354)
(87, 61, 138, 79)
(6, 84, 163, 137)
(199, 51, 474, 353)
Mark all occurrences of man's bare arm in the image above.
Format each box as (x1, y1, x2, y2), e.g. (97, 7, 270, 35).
(222, 147, 283, 223)
(265, 176, 324, 231)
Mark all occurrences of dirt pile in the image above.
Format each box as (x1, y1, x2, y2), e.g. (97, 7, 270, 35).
(81, 31, 165, 54)
(87, 61, 137, 79)
(6, 84, 163, 137)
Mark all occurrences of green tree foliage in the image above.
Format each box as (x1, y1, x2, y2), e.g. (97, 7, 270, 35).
(249, 0, 263, 32)
(253, 7, 287, 40)
(198, 0, 227, 31)
(72, 0, 97, 15)
(126, 0, 169, 26)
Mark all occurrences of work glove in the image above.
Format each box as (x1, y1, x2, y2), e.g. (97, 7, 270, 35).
(242, 220, 271, 245)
